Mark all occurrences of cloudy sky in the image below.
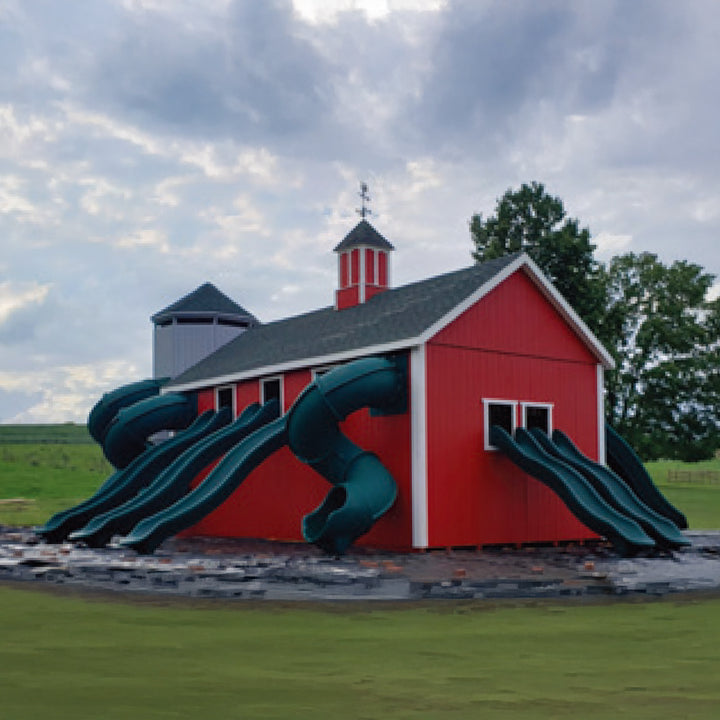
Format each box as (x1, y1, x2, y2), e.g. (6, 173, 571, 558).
(1, 0, 719, 423)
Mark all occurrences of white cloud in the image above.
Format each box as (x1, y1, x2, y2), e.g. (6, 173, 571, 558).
(115, 228, 170, 252)
(0, 281, 50, 324)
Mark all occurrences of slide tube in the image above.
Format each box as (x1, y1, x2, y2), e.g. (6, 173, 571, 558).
(287, 356, 405, 554)
(102, 392, 198, 468)
(87, 378, 167, 444)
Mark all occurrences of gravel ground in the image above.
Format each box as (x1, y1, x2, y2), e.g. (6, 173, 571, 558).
(2, 526, 720, 602)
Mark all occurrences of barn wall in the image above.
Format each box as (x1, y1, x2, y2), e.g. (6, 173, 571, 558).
(425, 270, 600, 547)
(185, 361, 413, 548)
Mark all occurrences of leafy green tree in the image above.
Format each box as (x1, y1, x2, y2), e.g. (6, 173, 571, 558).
(604, 253, 720, 461)
(470, 182, 607, 335)
(470, 183, 720, 461)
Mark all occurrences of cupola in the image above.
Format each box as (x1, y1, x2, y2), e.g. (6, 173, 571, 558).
(151, 282, 259, 379)
(333, 219, 395, 310)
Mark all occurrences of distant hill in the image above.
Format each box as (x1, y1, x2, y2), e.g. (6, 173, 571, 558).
(0, 424, 93, 444)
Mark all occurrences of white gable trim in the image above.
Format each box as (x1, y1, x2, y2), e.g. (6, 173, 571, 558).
(417, 253, 615, 369)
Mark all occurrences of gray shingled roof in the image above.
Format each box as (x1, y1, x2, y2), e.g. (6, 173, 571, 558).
(152, 282, 259, 325)
(166, 254, 522, 390)
(333, 220, 395, 252)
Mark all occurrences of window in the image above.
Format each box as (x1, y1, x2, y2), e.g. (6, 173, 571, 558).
(260, 376, 283, 412)
(216, 386, 235, 416)
(522, 403, 553, 435)
(483, 399, 516, 450)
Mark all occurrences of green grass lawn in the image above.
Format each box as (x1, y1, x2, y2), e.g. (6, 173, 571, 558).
(0, 443, 111, 526)
(0, 586, 719, 719)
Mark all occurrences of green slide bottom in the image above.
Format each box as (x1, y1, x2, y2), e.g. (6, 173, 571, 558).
(606, 423, 689, 530)
(530, 429, 688, 549)
(68, 400, 280, 548)
(118, 356, 406, 555)
(35, 409, 229, 544)
(490, 426, 655, 555)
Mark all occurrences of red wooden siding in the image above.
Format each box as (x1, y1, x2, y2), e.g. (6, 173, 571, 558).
(378, 251, 388, 286)
(185, 363, 413, 549)
(424, 269, 600, 547)
(350, 249, 360, 285)
(365, 248, 375, 284)
(340, 252, 349, 288)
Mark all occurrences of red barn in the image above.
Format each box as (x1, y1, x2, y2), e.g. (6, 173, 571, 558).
(160, 220, 614, 551)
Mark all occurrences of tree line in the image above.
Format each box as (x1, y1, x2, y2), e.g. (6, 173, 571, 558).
(470, 182, 720, 461)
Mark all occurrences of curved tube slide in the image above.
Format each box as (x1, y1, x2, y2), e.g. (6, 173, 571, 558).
(102, 392, 198, 469)
(288, 356, 404, 554)
(119, 356, 405, 555)
(87, 378, 167, 445)
(531, 429, 688, 549)
(36, 409, 229, 543)
(490, 426, 655, 555)
(119, 416, 288, 555)
(606, 424, 688, 530)
(70, 400, 279, 548)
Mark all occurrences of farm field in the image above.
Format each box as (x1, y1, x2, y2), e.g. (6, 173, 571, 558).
(0, 585, 719, 719)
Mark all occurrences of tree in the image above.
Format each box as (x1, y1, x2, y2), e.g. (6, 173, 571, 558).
(603, 253, 720, 461)
(470, 182, 607, 335)
(470, 183, 720, 461)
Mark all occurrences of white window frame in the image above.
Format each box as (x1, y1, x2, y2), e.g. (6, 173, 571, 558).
(483, 399, 517, 451)
(215, 385, 236, 417)
(520, 402, 554, 435)
(260, 375, 284, 413)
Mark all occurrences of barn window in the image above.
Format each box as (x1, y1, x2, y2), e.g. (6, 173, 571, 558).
(522, 403, 553, 435)
(483, 399, 516, 450)
(216, 386, 235, 416)
(261, 376, 283, 412)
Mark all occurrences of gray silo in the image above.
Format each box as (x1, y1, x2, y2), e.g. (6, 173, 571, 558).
(152, 282, 258, 380)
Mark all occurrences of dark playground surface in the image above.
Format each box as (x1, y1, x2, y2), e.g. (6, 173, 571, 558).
(2, 526, 720, 602)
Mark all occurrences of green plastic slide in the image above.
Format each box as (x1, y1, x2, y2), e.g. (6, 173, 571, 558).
(69, 400, 279, 548)
(490, 426, 655, 555)
(118, 355, 406, 555)
(119, 415, 289, 554)
(36, 409, 229, 544)
(530, 428, 688, 549)
(605, 424, 688, 530)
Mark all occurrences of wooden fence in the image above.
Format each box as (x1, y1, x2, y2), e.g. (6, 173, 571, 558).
(666, 470, 720, 485)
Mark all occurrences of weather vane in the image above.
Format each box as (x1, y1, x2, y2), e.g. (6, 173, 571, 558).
(356, 182, 372, 219)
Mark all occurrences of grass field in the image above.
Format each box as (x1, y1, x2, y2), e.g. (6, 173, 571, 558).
(0, 585, 719, 719)
(1, 428, 720, 718)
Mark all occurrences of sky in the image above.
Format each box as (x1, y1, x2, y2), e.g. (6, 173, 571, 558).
(1, 0, 719, 424)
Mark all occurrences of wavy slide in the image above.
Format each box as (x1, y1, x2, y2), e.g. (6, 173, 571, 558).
(530, 429, 688, 549)
(606, 423, 689, 530)
(69, 400, 280, 548)
(36, 409, 230, 544)
(490, 426, 655, 555)
(119, 356, 406, 555)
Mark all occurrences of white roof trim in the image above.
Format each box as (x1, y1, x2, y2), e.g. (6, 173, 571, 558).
(165, 338, 420, 393)
(166, 253, 614, 393)
(417, 253, 615, 369)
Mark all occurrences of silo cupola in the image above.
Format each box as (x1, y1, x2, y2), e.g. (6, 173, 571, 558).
(333, 219, 395, 310)
(152, 282, 259, 379)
